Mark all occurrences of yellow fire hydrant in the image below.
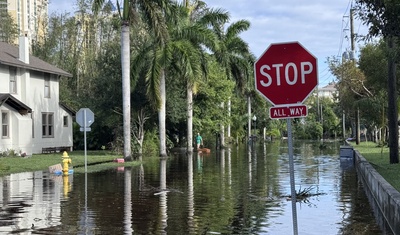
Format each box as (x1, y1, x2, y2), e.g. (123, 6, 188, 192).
(62, 151, 71, 176)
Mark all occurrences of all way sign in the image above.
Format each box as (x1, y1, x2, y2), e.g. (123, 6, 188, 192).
(269, 105, 308, 119)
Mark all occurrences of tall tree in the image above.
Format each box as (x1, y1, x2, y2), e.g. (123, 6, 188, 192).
(0, 13, 18, 44)
(328, 56, 373, 142)
(93, 0, 171, 160)
(179, 0, 228, 152)
(358, 41, 391, 143)
(355, 0, 400, 163)
(212, 19, 254, 147)
(133, 1, 227, 155)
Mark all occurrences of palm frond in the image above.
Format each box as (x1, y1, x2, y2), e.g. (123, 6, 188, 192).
(226, 20, 250, 39)
(146, 48, 162, 108)
(92, 0, 106, 14)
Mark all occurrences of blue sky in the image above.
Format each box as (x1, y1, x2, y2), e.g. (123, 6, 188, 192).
(49, 0, 369, 87)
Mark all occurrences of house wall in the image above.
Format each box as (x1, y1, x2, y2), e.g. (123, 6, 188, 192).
(0, 64, 73, 155)
(0, 108, 12, 151)
(0, 103, 32, 155)
(0, 64, 9, 93)
(0, 64, 33, 155)
(15, 111, 32, 155)
(6, 67, 29, 104)
(29, 71, 73, 153)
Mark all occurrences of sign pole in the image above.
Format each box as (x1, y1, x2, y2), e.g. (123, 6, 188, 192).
(84, 109, 87, 173)
(254, 42, 318, 235)
(287, 118, 298, 235)
(76, 107, 94, 173)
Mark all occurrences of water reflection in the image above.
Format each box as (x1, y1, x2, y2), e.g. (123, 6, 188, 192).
(0, 141, 385, 234)
(124, 169, 133, 234)
(158, 158, 168, 234)
(187, 152, 195, 234)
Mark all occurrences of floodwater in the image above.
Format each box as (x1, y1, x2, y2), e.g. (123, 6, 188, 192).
(0, 141, 385, 234)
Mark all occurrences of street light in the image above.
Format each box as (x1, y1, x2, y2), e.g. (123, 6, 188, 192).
(252, 115, 257, 136)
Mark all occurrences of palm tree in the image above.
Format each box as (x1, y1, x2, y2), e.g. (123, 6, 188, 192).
(177, 1, 229, 152)
(131, 9, 176, 157)
(212, 19, 254, 147)
(93, 0, 172, 160)
(133, 1, 227, 155)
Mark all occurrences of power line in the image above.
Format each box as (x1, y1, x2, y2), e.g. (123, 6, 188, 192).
(337, 0, 353, 58)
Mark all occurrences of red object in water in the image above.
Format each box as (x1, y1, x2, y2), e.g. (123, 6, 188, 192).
(198, 148, 211, 154)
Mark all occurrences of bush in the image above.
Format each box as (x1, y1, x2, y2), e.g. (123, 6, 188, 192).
(0, 149, 26, 158)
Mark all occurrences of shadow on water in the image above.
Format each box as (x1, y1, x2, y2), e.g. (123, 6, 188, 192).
(0, 140, 386, 234)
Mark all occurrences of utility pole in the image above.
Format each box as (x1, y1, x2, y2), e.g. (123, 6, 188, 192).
(349, 8, 361, 145)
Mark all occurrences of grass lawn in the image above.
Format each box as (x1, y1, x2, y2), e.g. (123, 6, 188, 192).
(0, 151, 141, 176)
(352, 142, 400, 192)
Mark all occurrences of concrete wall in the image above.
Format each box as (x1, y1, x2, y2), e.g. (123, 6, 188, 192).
(354, 150, 400, 235)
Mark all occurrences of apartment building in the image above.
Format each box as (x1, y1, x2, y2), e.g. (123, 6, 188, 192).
(0, 0, 48, 45)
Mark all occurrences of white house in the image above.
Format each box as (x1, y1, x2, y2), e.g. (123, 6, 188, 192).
(0, 36, 73, 156)
(318, 82, 337, 100)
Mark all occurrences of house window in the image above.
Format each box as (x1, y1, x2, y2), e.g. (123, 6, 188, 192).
(42, 113, 54, 138)
(2, 111, 9, 138)
(9, 67, 17, 94)
(63, 116, 68, 127)
(44, 74, 50, 98)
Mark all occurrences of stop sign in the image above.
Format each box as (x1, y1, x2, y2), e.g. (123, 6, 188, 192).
(76, 108, 94, 128)
(254, 42, 318, 106)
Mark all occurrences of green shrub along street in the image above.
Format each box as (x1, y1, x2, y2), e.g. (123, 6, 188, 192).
(352, 142, 400, 192)
(0, 151, 140, 176)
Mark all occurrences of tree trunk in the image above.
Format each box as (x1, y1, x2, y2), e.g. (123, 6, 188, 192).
(356, 108, 360, 145)
(124, 168, 133, 233)
(227, 98, 231, 139)
(220, 124, 225, 148)
(159, 69, 168, 157)
(247, 95, 251, 139)
(133, 109, 146, 155)
(387, 36, 399, 164)
(220, 102, 225, 148)
(187, 83, 193, 153)
(121, 23, 132, 161)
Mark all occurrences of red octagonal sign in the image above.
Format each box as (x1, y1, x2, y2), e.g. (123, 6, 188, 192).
(254, 41, 318, 106)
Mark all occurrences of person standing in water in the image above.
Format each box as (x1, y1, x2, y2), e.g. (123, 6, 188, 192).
(195, 133, 203, 149)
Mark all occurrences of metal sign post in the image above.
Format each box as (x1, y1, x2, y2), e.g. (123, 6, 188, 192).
(255, 41, 318, 235)
(76, 108, 95, 173)
(287, 119, 298, 235)
(84, 110, 87, 172)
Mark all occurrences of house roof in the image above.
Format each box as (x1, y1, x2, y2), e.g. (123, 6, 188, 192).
(60, 102, 76, 117)
(0, 93, 32, 114)
(319, 83, 337, 91)
(0, 41, 72, 77)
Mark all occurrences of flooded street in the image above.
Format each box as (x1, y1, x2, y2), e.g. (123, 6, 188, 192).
(0, 141, 383, 234)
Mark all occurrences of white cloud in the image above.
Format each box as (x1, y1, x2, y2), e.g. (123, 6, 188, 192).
(206, 0, 369, 86)
(49, 0, 369, 86)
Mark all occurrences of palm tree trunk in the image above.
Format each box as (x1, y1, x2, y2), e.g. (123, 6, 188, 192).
(247, 95, 251, 138)
(227, 98, 231, 138)
(220, 102, 225, 148)
(121, 23, 132, 161)
(220, 124, 225, 148)
(159, 69, 167, 157)
(387, 36, 399, 164)
(124, 168, 133, 233)
(187, 84, 193, 152)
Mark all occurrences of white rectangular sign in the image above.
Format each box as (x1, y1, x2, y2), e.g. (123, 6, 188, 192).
(269, 104, 307, 119)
